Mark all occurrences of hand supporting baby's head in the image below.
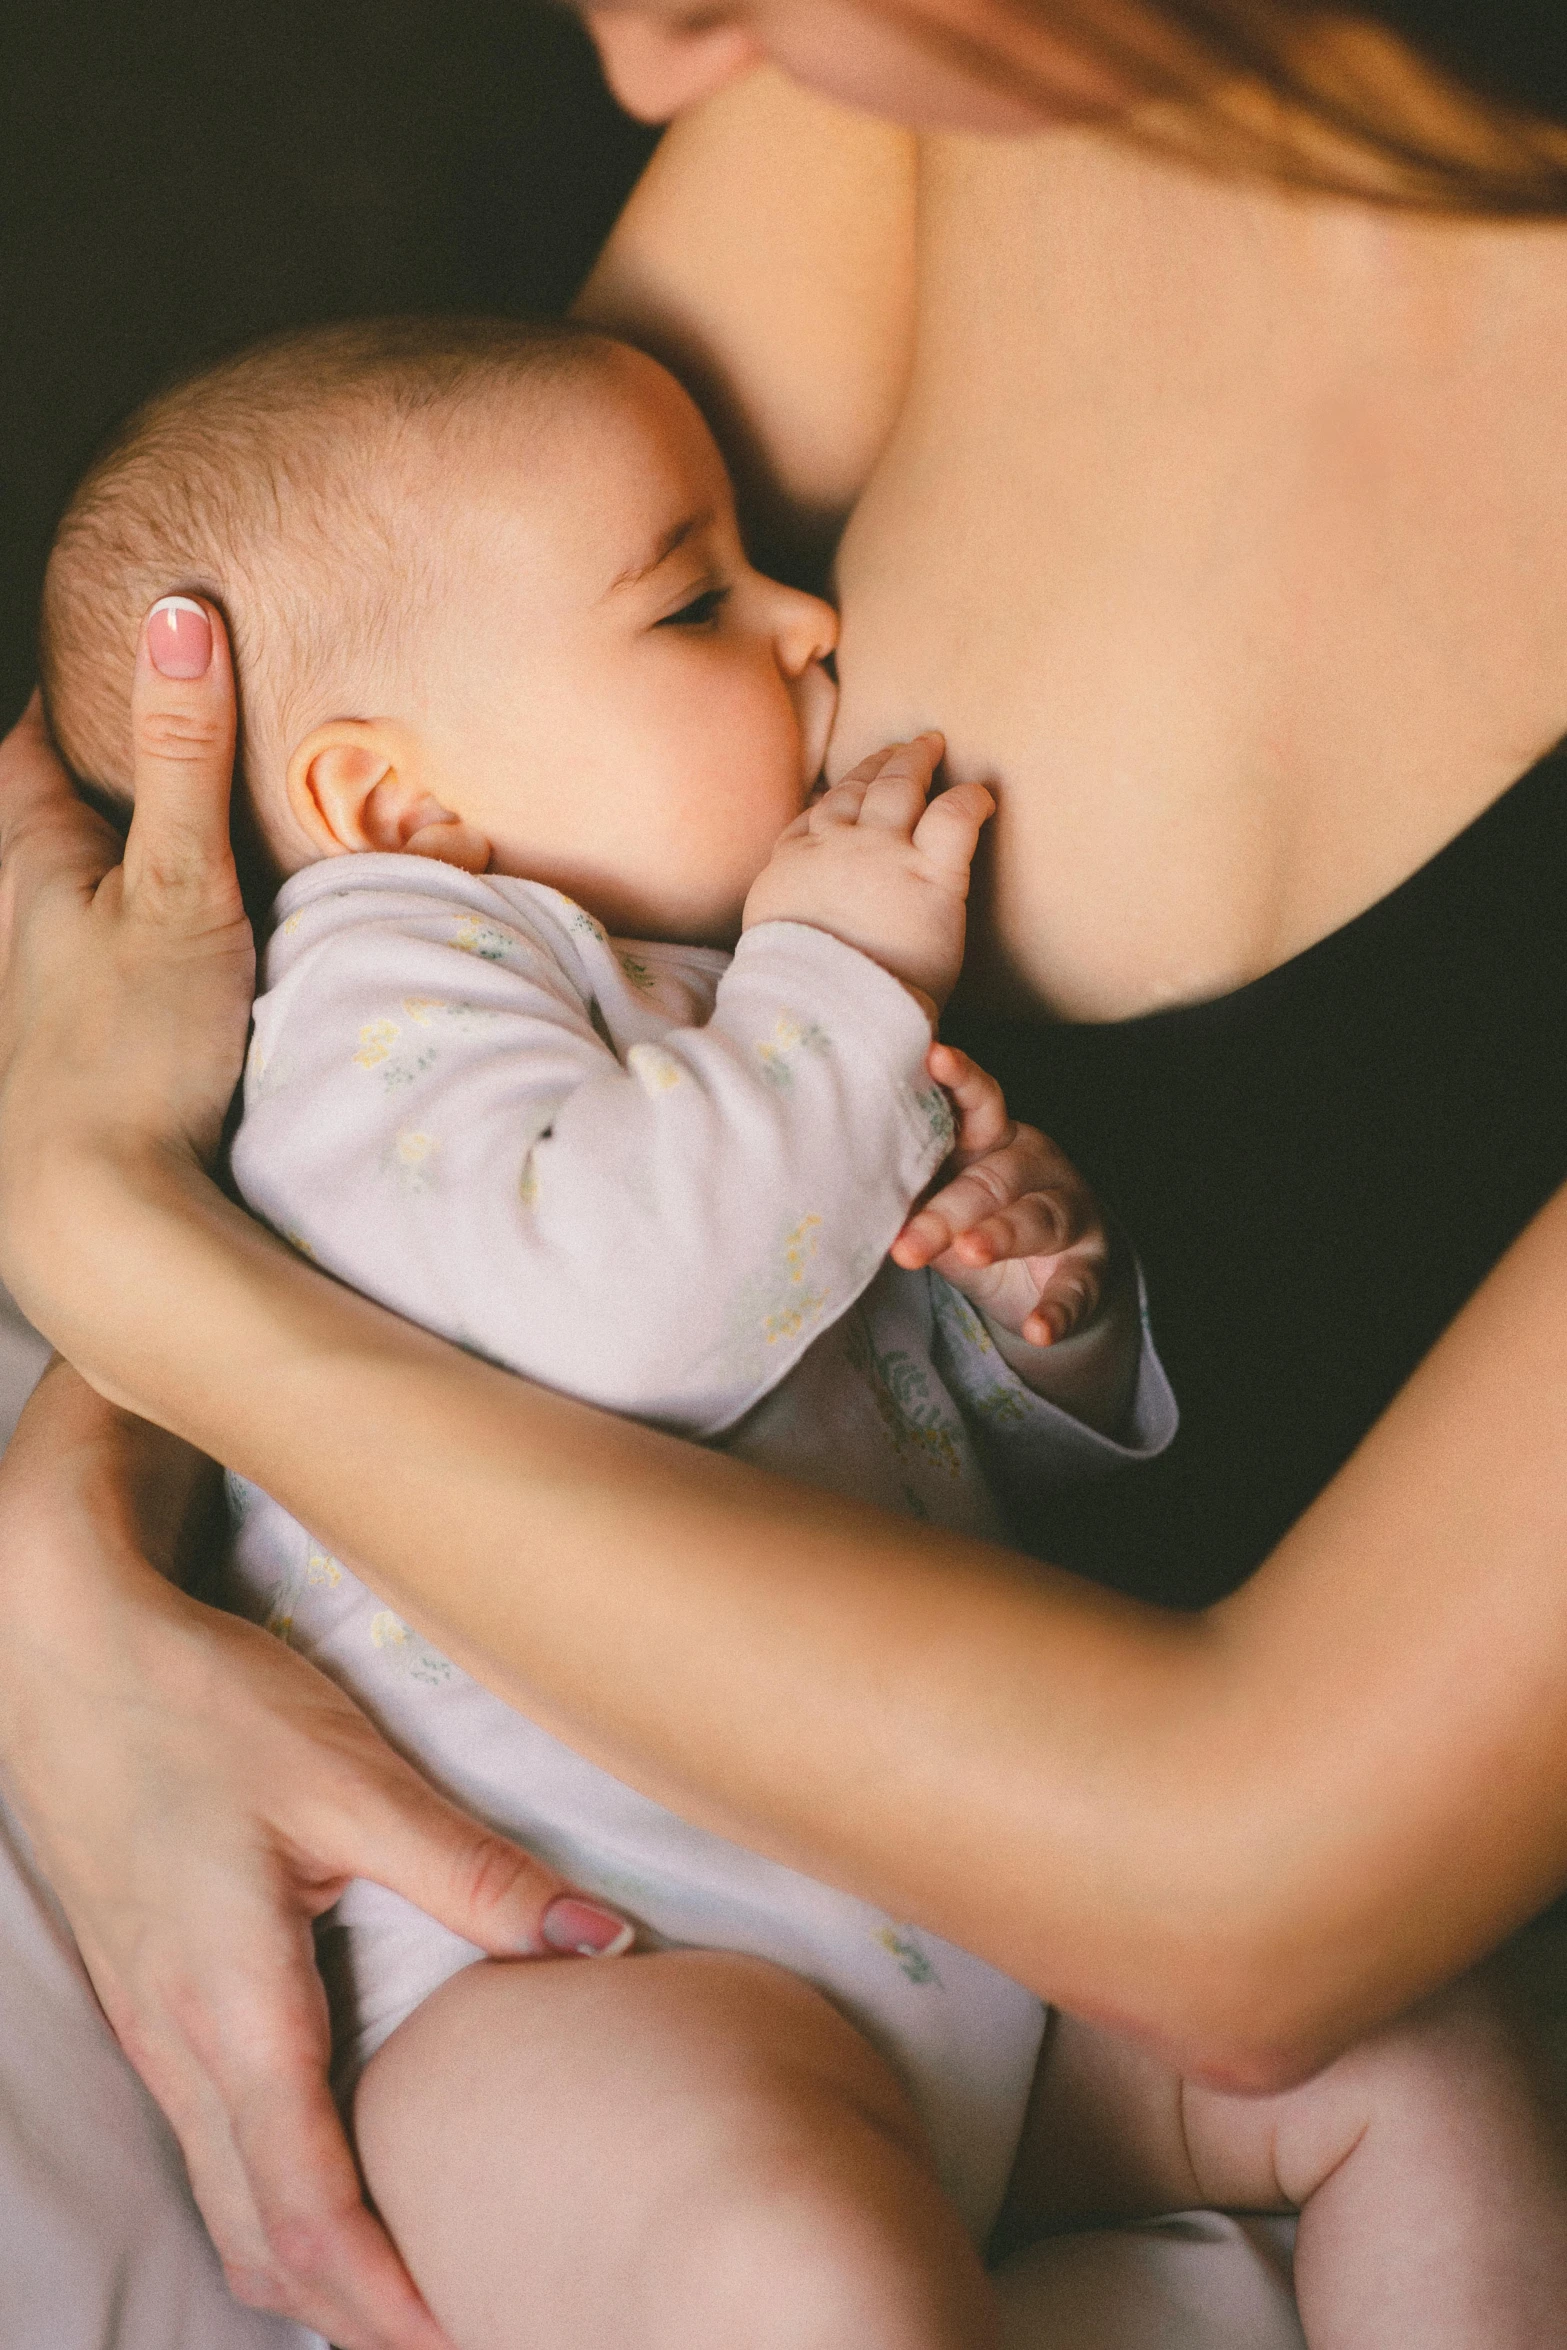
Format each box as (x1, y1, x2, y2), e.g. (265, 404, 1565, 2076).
(41, 316, 838, 945)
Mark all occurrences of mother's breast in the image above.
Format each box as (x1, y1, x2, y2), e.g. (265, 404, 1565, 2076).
(827, 127, 1567, 1023)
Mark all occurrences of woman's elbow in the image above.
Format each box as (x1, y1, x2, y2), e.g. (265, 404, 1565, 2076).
(1036, 1856, 1434, 2098)
(1124, 1908, 1454, 2097)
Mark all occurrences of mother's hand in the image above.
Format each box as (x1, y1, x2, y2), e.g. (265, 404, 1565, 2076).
(0, 1365, 628, 2349)
(0, 599, 253, 1335)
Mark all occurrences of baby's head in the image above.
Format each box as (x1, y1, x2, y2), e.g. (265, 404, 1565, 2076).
(42, 317, 838, 943)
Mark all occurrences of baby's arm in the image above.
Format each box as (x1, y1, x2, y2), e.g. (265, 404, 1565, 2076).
(234, 872, 943, 1438)
(236, 736, 991, 1441)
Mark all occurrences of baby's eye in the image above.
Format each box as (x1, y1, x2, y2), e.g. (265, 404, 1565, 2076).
(657, 587, 729, 630)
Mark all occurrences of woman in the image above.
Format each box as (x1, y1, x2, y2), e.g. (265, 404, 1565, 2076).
(1, 4, 1566, 2346)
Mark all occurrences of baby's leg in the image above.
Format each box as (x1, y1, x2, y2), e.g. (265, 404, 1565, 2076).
(1261, 1977, 1567, 2346)
(354, 1947, 995, 2350)
(999, 1973, 1567, 2348)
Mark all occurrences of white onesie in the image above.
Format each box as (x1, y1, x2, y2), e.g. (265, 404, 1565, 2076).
(223, 854, 1176, 2243)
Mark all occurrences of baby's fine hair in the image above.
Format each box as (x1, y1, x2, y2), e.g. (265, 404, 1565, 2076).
(40, 314, 613, 802)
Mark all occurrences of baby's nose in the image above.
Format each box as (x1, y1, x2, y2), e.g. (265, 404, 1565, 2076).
(775, 586, 839, 675)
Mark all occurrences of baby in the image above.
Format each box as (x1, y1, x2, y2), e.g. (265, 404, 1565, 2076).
(41, 318, 1567, 2350)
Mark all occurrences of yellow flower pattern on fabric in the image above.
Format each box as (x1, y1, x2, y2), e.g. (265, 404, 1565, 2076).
(392, 1128, 438, 1191)
(353, 1000, 501, 1091)
(755, 1011, 830, 1093)
(370, 1609, 455, 1687)
(764, 1214, 824, 1342)
(453, 916, 514, 962)
(702, 1211, 838, 1385)
(264, 1543, 345, 1643)
(562, 899, 607, 944)
(627, 1042, 684, 1096)
(874, 1926, 943, 1987)
(354, 1018, 400, 1070)
(845, 1302, 966, 1480)
(742, 1212, 826, 1344)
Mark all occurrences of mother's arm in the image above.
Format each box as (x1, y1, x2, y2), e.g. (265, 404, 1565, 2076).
(4, 658, 1565, 2107)
(33, 1076, 1567, 2093)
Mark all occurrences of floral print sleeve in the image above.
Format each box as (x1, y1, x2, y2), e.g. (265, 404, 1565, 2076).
(233, 857, 952, 1438)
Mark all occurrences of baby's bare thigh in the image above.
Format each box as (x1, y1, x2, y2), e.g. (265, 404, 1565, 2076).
(356, 1948, 991, 2350)
(996, 1968, 1558, 2249)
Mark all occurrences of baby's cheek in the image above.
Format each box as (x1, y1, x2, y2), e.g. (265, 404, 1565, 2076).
(790, 660, 839, 787)
(704, 670, 809, 820)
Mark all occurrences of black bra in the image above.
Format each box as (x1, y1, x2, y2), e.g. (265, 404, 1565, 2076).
(951, 738, 1567, 1607)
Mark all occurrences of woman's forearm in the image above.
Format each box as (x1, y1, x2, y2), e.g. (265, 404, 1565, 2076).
(0, 1358, 220, 1817)
(30, 1133, 1567, 2088)
(0, 1355, 215, 1615)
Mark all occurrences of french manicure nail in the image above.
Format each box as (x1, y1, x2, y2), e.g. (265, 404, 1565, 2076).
(542, 1895, 636, 1958)
(147, 596, 212, 679)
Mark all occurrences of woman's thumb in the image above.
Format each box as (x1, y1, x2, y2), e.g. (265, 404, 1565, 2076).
(125, 596, 238, 899)
(345, 1752, 636, 1962)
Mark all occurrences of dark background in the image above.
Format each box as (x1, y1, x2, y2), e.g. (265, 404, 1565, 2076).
(0, 0, 658, 728)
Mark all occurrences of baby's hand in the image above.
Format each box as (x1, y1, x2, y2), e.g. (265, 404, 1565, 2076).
(891, 1044, 1120, 1349)
(742, 734, 993, 1016)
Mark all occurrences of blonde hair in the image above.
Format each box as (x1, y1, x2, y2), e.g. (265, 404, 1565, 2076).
(889, 0, 1567, 211)
(41, 315, 611, 802)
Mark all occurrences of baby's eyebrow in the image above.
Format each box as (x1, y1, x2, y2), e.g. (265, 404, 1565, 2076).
(604, 508, 714, 596)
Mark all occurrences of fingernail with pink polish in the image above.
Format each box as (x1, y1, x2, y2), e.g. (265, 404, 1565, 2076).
(542, 1895, 636, 1958)
(147, 596, 212, 679)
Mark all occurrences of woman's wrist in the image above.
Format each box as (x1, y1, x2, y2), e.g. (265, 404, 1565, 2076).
(0, 1355, 211, 1606)
(0, 1358, 207, 1809)
(1, 1133, 257, 1426)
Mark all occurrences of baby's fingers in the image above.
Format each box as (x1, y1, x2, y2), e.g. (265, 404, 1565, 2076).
(910, 778, 994, 882)
(810, 734, 943, 835)
(1020, 1253, 1107, 1347)
(946, 1189, 1089, 1269)
(927, 1043, 1011, 1158)
(892, 1172, 1088, 1272)
(808, 774, 873, 829)
(855, 733, 945, 833)
(835, 732, 943, 796)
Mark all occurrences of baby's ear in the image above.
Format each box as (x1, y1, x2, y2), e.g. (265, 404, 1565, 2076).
(287, 720, 400, 855)
(287, 720, 488, 872)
